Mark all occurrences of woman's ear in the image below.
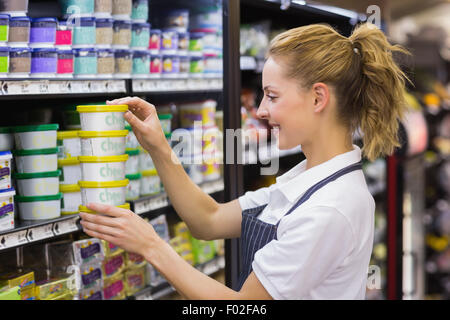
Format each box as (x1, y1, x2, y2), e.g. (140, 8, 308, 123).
(311, 82, 330, 113)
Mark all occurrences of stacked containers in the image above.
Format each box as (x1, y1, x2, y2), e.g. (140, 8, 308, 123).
(11, 124, 62, 220)
(0, 127, 14, 230)
(76, 105, 129, 213)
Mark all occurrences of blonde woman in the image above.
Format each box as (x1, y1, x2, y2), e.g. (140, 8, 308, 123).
(79, 23, 409, 299)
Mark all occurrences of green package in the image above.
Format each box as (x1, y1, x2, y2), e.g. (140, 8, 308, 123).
(0, 286, 21, 300)
(0, 25, 7, 42)
(190, 238, 216, 265)
(0, 56, 8, 73)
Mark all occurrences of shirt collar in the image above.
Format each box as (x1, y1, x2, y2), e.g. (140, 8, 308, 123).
(276, 145, 362, 203)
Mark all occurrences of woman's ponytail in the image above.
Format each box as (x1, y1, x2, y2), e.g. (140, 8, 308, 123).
(349, 23, 411, 160)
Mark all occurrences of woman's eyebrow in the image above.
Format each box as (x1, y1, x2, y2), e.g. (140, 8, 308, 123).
(263, 85, 277, 91)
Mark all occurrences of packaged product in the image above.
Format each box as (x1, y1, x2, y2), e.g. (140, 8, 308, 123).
(149, 214, 170, 242)
(102, 273, 125, 300)
(20, 284, 35, 300)
(77, 105, 128, 132)
(125, 251, 146, 269)
(124, 264, 146, 296)
(78, 284, 104, 300)
(58, 157, 82, 185)
(78, 130, 128, 157)
(15, 193, 62, 221)
(79, 154, 128, 182)
(0, 286, 20, 300)
(0, 271, 35, 290)
(60, 183, 82, 215)
(79, 261, 103, 289)
(139, 169, 160, 196)
(101, 239, 124, 257)
(102, 251, 125, 279)
(72, 238, 105, 265)
(13, 170, 61, 197)
(35, 274, 77, 300)
(0, 187, 15, 231)
(79, 179, 128, 207)
(57, 131, 81, 158)
(189, 238, 216, 265)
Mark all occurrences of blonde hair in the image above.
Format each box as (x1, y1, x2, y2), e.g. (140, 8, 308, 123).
(268, 23, 411, 161)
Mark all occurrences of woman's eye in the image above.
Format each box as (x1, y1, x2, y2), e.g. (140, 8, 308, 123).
(266, 95, 277, 101)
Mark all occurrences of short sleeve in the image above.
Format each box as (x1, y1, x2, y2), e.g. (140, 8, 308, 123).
(238, 185, 273, 211)
(251, 206, 354, 300)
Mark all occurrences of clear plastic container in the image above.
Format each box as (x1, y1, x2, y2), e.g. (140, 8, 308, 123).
(179, 54, 189, 78)
(97, 48, 114, 78)
(96, 18, 113, 48)
(72, 17, 96, 48)
(132, 50, 149, 78)
(112, 20, 131, 49)
(59, 0, 94, 18)
(0, 0, 29, 16)
(114, 49, 132, 78)
(148, 28, 160, 53)
(112, 0, 132, 20)
(95, 0, 112, 18)
(9, 47, 30, 77)
(73, 48, 97, 78)
(149, 54, 161, 78)
(131, 22, 149, 50)
(178, 31, 189, 54)
(30, 48, 57, 78)
(0, 46, 8, 76)
(0, 14, 9, 45)
(55, 20, 72, 48)
(189, 55, 204, 77)
(161, 28, 178, 54)
(131, 0, 148, 22)
(189, 32, 204, 57)
(162, 54, 179, 79)
(56, 49, 74, 78)
(29, 17, 57, 48)
(8, 16, 30, 47)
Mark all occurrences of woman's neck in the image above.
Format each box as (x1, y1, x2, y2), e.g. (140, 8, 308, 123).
(302, 129, 354, 170)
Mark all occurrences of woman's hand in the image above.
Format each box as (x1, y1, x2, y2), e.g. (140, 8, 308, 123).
(79, 203, 161, 257)
(107, 96, 167, 152)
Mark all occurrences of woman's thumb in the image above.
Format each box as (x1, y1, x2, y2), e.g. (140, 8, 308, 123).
(124, 111, 146, 132)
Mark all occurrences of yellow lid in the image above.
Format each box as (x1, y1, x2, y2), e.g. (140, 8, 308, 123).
(57, 131, 79, 140)
(77, 105, 128, 113)
(78, 179, 129, 188)
(59, 184, 81, 193)
(61, 211, 79, 216)
(78, 154, 129, 163)
(58, 157, 80, 166)
(79, 203, 131, 214)
(141, 169, 158, 177)
(78, 130, 128, 138)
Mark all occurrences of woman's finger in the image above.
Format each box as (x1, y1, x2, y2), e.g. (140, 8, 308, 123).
(79, 211, 123, 228)
(80, 220, 122, 238)
(86, 202, 132, 218)
(108, 96, 154, 120)
(82, 226, 119, 244)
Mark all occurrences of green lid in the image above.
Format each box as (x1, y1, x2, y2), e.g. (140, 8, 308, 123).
(158, 114, 173, 120)
(12, 124, 59, 133)
(165, 132, 172, 138)
(125, 173, 142, 180)
(13, 170, 61, 180)
(125, 148, 140, 156)
(125, 124, 132, 131)
(0, 127, 13, 134)
(13, 148, 58, 156)
(15, 193, 63, 203)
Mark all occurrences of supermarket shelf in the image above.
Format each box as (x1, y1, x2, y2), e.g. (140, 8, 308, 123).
(131, 178, 224, 215)
(131, 255, 226, 300)
(131, 77, 223, 94)
(240, 56, 264, 73)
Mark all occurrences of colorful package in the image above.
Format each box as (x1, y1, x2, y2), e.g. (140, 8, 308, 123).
(190, 238, 216, 265)
(103, 274, 125, 300)
(78, 284, 103, 300)
(35, 275, 76, 300)
(125, 251, 146, 269)
(101, 240, 124, 257)
(20, 285, 36, 300)
(0, 271, 35, 290)
(124, 265, 146, 296)
(149, 214, 170, 242)
(73, 238, 104, 265)
(0, 286, 20, 300)
(102, 251, 125, 279)
(79, 262, 103, 289)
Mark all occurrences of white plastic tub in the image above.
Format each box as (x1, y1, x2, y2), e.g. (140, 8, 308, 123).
(60, 184, 82, 215)
(125, 148, 139, 175)
(125, 123, 139, 149)
(0, 127, 14, 151)
(0, 151, 13, 190)
(15, 193, 62, 220)
(57, 130, 81, 158)
(125, 173, 141, 201)
(77, 105, 128, 131)
(58, 157, 82, 185)
(140, 170, 160, 196)
(0, 188, 15, 231)
(79, 130, 128, 156)
(79, 179, 129, 206)
(13, 170, 61, 197)
(79, 154, 128, 182)
(12, 124, 59, 150)
(138, 147, 155, 172)
(13, 148, 58, 173)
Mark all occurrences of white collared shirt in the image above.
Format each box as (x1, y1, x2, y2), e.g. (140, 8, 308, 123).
(238, 145, 375, 300)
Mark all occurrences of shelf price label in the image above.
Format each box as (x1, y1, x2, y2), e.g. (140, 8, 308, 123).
(0, 230, 28, 250)
(52, 216, 80, 235)
(26, 224, 54, 242)
(134, 195, 169, 215)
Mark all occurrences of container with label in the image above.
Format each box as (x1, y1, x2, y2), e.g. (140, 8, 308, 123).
(125, 173, 140, 201)
(203, 54, 222, 77)
(162, 54, 179, 78)
(72, 238, 104, 265)
(0, 0, 29, 16)
(8, 16, 30, 47)
(189, 55, 204, 77)
(55, 20, 72, 48)
(125, 124, 138, 149)
(29, 18, 57, 48)
(13, 170, 61, 197)
(0, 128, 14, 151)
(95, 18, 113, 48)
(79, 179, 129, 206)
(95, 0, 112, 18)
(189, 32, 203, 57)
(114, 49, 132, 78)
(179, 54, 189, 78)
(30, 48, 57, 78)
(59, 183, 81, 215)
(58, 157, 81, 185)
(79, 130, 128, 157)
(103, 273, 125, 300)
(77, 104, 128, 131)
(124, 148, 139, 175)
(13, 148, 58, 174)
(178, 32, 189, 54)
(56, 49, 74, 78)
(179, 100, 217, 128)
(57, 130, 81, 158)
(138, 147, 154, 172)
(15, 193, 62, 220)
(73, 48, 97, 78)
(72, 17, 96, 48)
(59, 0, 94, 17)
(0, 150, 12, 190)
(140, 169, 160, 196)
(149, 54, 161, 78)
(0, 187, 15, 231)
(163, 9, 189, 32)
(112, 0, 132, 19)
(0, 13, 8, 44)
(158, 114, 172, 136)
(131, 22, 149, 50)
(112, 20, 131, 49)
(97, 48, 114, 77)
(79, 154, 128, 182)
(132, 50, 149, 78)
(0, 46, 8, 76)
(160, 29, 178, 54)
(124, 264, 146, 296)
(131, 0, 148, 22)
(13, 124, 58, 150)
(148, 29, 160, 53)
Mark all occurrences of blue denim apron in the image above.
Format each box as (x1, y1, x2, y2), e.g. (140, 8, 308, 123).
(237, 161, 363, 290)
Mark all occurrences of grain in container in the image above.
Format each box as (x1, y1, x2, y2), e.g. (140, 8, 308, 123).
(8, 16, 30, 47)
(96, 18, 113, 48)
(97, 48, 114, 77)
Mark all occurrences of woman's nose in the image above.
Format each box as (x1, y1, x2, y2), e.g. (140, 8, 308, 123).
(256, 104, 269, 120)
